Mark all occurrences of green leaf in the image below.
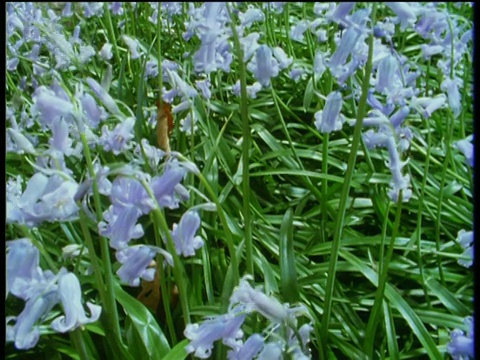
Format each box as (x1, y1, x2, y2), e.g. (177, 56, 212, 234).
(161, 339, 189, 360)
(280, 208, 299, 303)
(339, 250, 443, 360)
(114, 282, 170, 360)
(424, 278, 471, 316)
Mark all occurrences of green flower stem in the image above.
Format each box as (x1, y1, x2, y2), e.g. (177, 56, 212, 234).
(319, 4, 377, 357)
(103, 3, 122, 66)
(434, 114, 456, 287)
(79, 133, 124, 345)
(411, 115, 435, 307)
(139, 178, 191, 325)
(195, 170, 240, 306)
(71, 328, 90, 360)
(227, 3, 253, 276)
(321, 133, 329, 244)
(284, 3, 294, 56)
(152, 211, 177, 343)
(270, 90, 336, 222)
(157, 3, 163, 105)
(78, 208, 107, 303)
(18, 225, 59, 272)
(364, 191, 403, 358)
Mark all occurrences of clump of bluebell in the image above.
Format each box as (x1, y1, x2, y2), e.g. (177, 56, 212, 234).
(185, 275, 313, 359)
(6, 238, 101, 350)
(312, 2, 472, 203)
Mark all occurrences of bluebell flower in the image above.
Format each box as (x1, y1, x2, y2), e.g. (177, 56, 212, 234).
(232, 81, 263, 99)
(99, 42, 113, 61)
(70, 25, 81, 45)
(314, 91, 344, 134)
(189, 3, 231, 74)
(173, 100, 194, 115)
(241, 32, 261, 62)
(134, 139, 166, 169)
(99, 117, 136, 155)
(7, 128, 37, 155)
(385, 3, 417, 31)
(110, 2, 124, 16)
(227, 333, 264, 360)
(288, 323, 314, 359)
(144, 60, 159, 79)
(86, 77, 122, 116)
(184, 310, 247, 359)
(99, 205, 144, 250)
(27, 44, 41, 61)
(194, 32, 219, 74)
(336, 58, 362, 85)
(239, 7, 265, 28)
(385, 134, 412, 202)
(441, 76, 463, 118)
(257, 342, 283, 359)
(373, 19, 395, 41)
(121, 35, 142, 59)
(49, 118, 73, 155)
(77, 44, 96, 65)
(7, 290, 59, 350)
(456, 230, 473, 268)
(195, 79, 212, 99)
(82, 2, 104, 18)
(361, 110, 390, 128)
(329, 27, 361, 73)
(415, 8, 445, 39)
(420, 44, 444, 59)
(170, 210, 204, 257)
(150, 162, 190, 209)
(7, 173, 80, 227)
(312, 26, 328, 43)
(389, 106, 410, 129)
(247, 45, 279, 87)
(314, 51, 326, 78)
(180, 110, 198, 135)
(229, 276, 289, 323)
(272, 46, 292, 70)
(375, 54, 401, 95)
(290, 20, 310, 42)
(455, 136, 474, 167)
(289, 67, 305, 82)
(267, 2, 286, 14)
(115, 245, 172, 286)
(79, 92, 107, 129)
(109, 176, 152, 213)
(31, 86, 74, 128)
(326, 2, 355, 25)
(62, 2, 73, 17)
(447, 316, 474, 360)
(411, 94, 446, 118)
(166, 69, 198, 100)
(6, 238, 45, 300)
(246, 82, 263, 99)
(51, 273, 101, 332)
(7, 57, 19, 71)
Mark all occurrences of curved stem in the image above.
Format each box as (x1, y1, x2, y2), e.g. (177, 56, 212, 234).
(319, 4, 377, 357)
(79, 133, 123, 345)
(226, 2, 253, 276)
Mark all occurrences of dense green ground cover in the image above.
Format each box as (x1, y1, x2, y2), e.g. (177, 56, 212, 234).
(6, 2, 474, 359)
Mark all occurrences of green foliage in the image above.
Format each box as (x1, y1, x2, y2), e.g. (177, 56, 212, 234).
(5, 2, 473, 360)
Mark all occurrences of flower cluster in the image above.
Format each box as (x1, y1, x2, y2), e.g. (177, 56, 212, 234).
(184, 275, 313, 359)
(447, 316, 474, 360)
(6, 238, 101, 350)
(456, 230, 473, 268)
